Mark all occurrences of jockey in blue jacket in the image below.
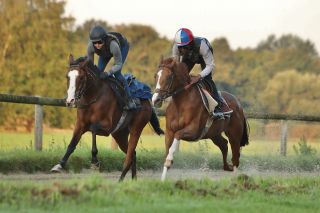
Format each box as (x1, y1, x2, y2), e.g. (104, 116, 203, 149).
(172, 28, 232, 118)
(87, 25, 136, 110)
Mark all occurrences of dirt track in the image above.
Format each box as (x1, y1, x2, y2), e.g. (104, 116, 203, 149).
(0, 168, 319, 182)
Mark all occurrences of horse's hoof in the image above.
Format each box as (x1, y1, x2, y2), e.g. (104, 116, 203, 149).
(90, 162, 100, 170)
(50, 164, 64, 173)
(223, 163, 233, 171)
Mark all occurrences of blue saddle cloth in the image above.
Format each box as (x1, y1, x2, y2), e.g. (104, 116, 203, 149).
(124, 73, 152, 100)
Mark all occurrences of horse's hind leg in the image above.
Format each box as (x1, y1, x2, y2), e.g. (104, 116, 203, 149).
(113, 128, 139, 182)
(118, 129, 142, 182)
(131, 151, 137, 179)
(211, 134, 233, 171)
(225, 130, 241, 169)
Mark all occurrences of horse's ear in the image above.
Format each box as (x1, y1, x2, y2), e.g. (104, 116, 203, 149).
(160, 55, 164, 64)
(170, 58, 176, 68)
(69, 54, 74, 64)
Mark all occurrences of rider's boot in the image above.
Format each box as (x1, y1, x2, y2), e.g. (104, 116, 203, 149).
(116, 72, 137, 110)
(209, 80, 232, 119)
(210, 101, 233, 120)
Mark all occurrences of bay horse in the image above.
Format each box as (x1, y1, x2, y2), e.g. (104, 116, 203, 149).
(51, 55, 164, 181)
(152, 57, 249, 181)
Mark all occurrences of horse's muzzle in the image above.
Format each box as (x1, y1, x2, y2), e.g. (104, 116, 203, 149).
(66, 99, 76, 108)
(152, 93, 163, 108)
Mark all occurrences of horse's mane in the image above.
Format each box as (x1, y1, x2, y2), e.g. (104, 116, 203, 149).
(70, 56, 100, 75)
(161, 57, 190, 84)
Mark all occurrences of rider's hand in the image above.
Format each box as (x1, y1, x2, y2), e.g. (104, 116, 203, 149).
(99, 72, 109, 79)
(190, 74, 201, 85)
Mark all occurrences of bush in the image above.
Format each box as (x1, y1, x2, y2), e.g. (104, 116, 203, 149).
(293, 136, 317, 156)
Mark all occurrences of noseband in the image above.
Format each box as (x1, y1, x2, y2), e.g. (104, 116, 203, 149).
(155, 65, 193, 101)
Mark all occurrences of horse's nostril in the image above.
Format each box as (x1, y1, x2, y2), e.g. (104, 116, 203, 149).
(66, 99, 75, 107)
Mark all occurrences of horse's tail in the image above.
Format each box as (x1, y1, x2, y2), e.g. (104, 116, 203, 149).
(149, 108, 165, 135)
(241, 116, 250, 147)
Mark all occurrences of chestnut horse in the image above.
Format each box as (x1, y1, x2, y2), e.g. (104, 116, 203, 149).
(51, 55, 163, 181)
(152, 57, 249, 180)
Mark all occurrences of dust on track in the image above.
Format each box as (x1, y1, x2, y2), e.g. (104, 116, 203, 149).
(0, 168, 318, 182)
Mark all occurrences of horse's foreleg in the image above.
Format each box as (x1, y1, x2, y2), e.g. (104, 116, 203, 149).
(51, 126, 84, 173)
(90, 132, 100, 170)
(161, 130, 176, 181)
(161, 138, 180, 181)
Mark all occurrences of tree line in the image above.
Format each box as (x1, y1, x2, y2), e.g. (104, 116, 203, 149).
(0, 0, 319, 130)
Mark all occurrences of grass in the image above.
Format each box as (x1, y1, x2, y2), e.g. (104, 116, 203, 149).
(1, 129, 320, 156)
(0, 175, 319, 213)
(0, 120, 320, 173)
(0, 147, 319, 173)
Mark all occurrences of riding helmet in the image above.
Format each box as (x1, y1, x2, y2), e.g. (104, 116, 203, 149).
(89, 25, 108, 42)
(174, 28, 194, 46)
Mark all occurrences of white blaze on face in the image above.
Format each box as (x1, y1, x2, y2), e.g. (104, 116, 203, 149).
(66, 70, 79, 103)
(152, 69, 163, 104)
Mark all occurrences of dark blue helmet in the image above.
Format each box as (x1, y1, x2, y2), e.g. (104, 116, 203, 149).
(89, 26, 108, 42)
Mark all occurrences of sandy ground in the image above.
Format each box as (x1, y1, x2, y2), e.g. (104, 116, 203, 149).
(0, 168, 319, 182)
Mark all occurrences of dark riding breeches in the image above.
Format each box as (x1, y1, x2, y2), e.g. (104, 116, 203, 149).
(203, 76, 224, 107)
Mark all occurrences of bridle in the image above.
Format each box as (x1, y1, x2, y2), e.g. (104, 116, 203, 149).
(154, 65, 176, 100)
(69, 64, 101, 108)
(154, 65, 194, 101)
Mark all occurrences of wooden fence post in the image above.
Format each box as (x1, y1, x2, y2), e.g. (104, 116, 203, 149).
(280, 120, 288, 156)
(34, 104, 43, 151)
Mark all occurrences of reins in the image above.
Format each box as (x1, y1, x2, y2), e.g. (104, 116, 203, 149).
(69, 64, 103, 108)
(155, 64, 198, 100)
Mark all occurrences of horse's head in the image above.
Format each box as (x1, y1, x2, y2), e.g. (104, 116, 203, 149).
(66, 54, 99, 107)
(152, 57, 190, 108)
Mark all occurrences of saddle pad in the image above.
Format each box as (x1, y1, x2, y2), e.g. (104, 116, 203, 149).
(200, 88, 218, 113)
(124, 73, 152, 100)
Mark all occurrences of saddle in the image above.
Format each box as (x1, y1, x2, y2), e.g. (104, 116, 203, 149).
(106, 77, 141, 109)
(198, 79, 231, 118)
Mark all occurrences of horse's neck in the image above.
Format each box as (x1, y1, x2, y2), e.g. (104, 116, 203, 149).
(81, 78, 104, 101)
(171, 86, 200, 109)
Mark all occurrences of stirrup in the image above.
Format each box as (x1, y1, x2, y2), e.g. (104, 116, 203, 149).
(209, 112, 225, 120)
(223, 109, 233, 115)
(124, 100, 137, 110)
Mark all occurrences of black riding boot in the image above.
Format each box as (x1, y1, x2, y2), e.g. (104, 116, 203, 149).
(116, 73, 136, 110)
(210, 80, 224, 109)
(210, 80, 232, 115)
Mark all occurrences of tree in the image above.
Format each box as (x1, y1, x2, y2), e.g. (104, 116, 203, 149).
(0, 0, 75, 129)
(260, 70, 320, 115)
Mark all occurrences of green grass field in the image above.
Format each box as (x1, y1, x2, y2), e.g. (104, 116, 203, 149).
(0, 175, 319, 213)
(0, 122, 319, 213)
(1, 129, 320, 156)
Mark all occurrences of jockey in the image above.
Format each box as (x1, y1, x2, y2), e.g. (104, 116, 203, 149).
(87, 25, 136, 110)
(172, 28, 232, 118)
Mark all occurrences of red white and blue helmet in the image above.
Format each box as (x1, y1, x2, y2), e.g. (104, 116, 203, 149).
(174, 28, 194, 46)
